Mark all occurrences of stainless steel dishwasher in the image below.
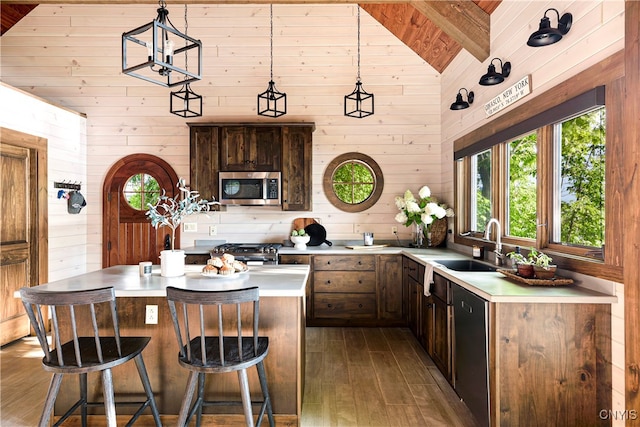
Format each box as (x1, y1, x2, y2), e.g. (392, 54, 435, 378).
(452, 283, 489, 427)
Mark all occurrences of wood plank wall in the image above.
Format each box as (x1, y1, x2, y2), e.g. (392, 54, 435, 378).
(0, 4, 443, 273)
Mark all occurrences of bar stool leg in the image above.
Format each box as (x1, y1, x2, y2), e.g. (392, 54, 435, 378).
(178, 371, 200, 427)
(256, 361, 274, 427)
(80, 373, 87, 427)
(133, 354, 162, 426)
(101, 369, 117, 427)
(237, 369, 254, 427)
(40, 373, 63, 427)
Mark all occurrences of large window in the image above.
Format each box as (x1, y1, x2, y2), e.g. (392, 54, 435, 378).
(456, 87, 606, 260)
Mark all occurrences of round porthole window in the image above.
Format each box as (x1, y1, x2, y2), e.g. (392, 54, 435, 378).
(323, 152, 384, 212)
(123, 173, 161, 210)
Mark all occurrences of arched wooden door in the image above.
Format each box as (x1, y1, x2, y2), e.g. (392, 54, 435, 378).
(102, 154, 179, 267)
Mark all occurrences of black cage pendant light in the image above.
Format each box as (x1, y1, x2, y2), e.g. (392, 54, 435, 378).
(344, 6, 374, 118)
(170, 5, 202, 117)
(527, 8, 573, 47)
(122, 0, 202, 87)
(257, 5, 287, 118)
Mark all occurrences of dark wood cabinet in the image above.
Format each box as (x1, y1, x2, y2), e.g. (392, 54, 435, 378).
(377, 254, 405, 324)
(220, 126, 281, 171)
(189, 126, 220, 208)
(306, 254, 404, 326)
(431, 273, 452, 382)
(189, 123, 314, 211)
(281, 126, 313, 211)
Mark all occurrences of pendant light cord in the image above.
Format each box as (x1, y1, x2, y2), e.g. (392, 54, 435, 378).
(184, 3, 189, 75)
(356, 5, 361, 82)
(270, 4, 274, 81)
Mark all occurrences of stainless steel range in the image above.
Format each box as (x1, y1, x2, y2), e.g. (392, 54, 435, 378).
(210, 243, 282, 265)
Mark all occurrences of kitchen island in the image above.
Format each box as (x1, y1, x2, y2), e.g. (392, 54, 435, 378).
(34, 264, 309, 426)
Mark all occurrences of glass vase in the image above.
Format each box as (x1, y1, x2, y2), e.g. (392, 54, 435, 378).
(413, 223, 424, 248)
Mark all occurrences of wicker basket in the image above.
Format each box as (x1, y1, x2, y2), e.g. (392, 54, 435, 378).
(427, 218, 448, 247)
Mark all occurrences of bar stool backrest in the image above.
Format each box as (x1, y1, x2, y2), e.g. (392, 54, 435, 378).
(20, 287, 121, 367)
(166, 286, 260, 367)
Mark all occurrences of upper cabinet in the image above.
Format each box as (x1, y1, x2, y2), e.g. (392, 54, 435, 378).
(220, 126, 281, 171)
(189, 126, 220, 210)
(188, 123, 315, 211)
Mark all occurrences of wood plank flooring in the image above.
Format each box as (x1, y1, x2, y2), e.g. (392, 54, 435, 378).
(1, 328, 477, 426)
(301, 327, 478, 427)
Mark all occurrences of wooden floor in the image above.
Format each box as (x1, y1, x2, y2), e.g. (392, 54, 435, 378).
(1, 328, 477, 426)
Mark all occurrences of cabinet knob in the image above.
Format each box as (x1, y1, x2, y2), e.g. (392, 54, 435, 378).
(358, 280, 362, 284)
(326, 280, 331, 285)
(327, 261, 331, 265)
(358, 304, 363, 308)
(327, 304, 332, 308)
(358, 261, 362, 265)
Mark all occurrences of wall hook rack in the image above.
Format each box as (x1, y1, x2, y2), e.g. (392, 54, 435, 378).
(54, 181, 82, 191)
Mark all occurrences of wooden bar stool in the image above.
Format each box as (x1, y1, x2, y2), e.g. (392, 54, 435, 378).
(20, 286, 162, 427)
(166, 286, 274, 427)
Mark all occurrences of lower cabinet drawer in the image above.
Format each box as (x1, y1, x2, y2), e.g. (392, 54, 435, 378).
(314, 293, 376, 319)
(314, 271, 376, 293)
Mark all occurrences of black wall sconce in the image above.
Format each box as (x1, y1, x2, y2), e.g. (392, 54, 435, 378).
(450, 88, 474, 110)
(527, 8, 572, 47)
(479, 58, 511, 86)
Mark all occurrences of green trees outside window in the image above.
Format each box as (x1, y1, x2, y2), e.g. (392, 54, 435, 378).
(508, 133, 537, 239)
(333, 161, 374, 204)
(555, 107, 606, 247)
(123, 173, 160, 210)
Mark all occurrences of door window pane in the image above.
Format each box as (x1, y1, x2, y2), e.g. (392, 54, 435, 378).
(553, 106, 606, 248)
(124, 173, 160, 210)
(507, 133, 537, 239)
(471, 150, 491, 231)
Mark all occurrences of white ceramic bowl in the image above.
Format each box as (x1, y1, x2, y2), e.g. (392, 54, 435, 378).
(290, 235, 311, 250)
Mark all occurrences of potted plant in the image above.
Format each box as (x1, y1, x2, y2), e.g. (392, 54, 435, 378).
(146, 179, 217, 277)
(531, 250, 556, 279)
(290, 229, 310, 250)
(506, 250, 534, 278)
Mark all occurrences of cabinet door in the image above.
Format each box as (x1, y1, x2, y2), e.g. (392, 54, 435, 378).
(185, 254, 210, 265)
(432, 296, 452, 382)
(253, 127, 281, 171)
(279, 254, 311, 322)
(422, 295, 434, 354)
(377, 255, 405, 323)
(281, 126, 313, 211)
(189, 126, 220, 208)
(408, 280, 423, 339)
(220, 127, 248, 171)
(220, 126, 281, 171)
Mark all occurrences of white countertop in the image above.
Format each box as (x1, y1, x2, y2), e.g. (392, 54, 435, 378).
(28, 265, 309, 298)
(279, 245, 617, 304)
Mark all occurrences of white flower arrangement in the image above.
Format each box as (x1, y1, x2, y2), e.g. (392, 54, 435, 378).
(146, 179, 218, 251)
(394, 185, 455, 229)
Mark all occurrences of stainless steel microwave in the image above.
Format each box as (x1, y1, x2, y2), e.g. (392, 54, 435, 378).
(218, 171, 281, 206)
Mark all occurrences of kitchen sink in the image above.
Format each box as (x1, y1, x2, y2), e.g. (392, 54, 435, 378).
(433, 259, 496, 272)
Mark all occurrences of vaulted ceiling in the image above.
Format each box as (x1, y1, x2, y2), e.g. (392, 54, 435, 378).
(0, 1, 501, 73)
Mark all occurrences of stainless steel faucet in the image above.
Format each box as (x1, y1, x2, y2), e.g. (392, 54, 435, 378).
(484, 218, 503, 266)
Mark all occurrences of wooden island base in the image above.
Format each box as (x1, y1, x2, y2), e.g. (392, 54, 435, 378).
(53, 295, 306, 427)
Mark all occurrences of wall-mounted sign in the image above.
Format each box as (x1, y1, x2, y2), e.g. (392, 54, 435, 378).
(484, 75, 532, 117)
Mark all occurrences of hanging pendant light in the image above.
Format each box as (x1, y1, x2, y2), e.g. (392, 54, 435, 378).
(257, 5, 287, 118)
(344, 6, 374, 118)
(170, 4, 202, 117)
(122, 0, 202, 87)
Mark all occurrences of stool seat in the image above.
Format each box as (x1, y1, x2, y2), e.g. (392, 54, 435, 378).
(20, 286, 162, 427)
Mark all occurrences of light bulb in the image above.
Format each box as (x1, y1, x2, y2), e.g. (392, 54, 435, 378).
(145, 41, 153, 60)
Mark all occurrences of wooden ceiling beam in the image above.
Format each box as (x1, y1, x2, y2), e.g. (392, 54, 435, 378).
(410, 0, 490, 62)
